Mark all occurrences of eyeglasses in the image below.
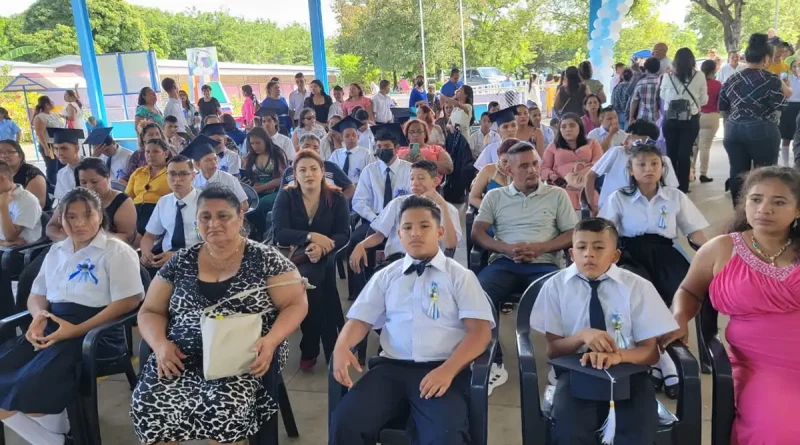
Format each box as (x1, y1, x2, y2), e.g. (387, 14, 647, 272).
(168, 172, 192, 178)
(303, 116, 316, 121)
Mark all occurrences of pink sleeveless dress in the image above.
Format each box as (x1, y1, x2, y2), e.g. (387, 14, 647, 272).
(709, 232, 800, 445)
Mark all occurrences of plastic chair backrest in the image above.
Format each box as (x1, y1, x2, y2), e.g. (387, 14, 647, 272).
(241, 183, 260, 212)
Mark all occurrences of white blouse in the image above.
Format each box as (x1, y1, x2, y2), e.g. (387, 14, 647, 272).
(31, 230, 144, 307)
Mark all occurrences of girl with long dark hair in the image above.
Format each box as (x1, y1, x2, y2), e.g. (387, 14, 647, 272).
(244, 126, 287, 212)
(32, 96, 65, 186)
(439, 85, 474, 140)
(303, 79, 333, 125)
(135, 87, 164, 129)
(241, 84, 258, 128)
(553, 66, 590, 117)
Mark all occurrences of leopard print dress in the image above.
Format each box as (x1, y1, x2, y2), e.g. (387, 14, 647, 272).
(131, 240, 296, 443)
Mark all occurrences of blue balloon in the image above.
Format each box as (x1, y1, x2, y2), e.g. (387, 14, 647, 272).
(598, 28, 610, 40)
(601, 18, 611, 28)
(608, 9, 620, 21)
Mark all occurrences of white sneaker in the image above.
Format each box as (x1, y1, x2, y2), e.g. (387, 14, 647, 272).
(488, 363, 508, 396)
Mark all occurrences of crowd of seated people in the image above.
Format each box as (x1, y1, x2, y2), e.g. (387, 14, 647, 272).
(0, 57, 798, 445)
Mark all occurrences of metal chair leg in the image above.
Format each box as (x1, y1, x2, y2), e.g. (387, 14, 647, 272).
(278, 376, 299, 437)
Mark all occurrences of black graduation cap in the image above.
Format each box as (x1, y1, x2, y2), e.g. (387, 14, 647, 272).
(488, 106, 518, 125)
(370, 123, 408, 146)
(391, 108, 415, 124)
(182, 134, 220, 162)
(47, 128, 84, 145)
(548, 353, 649, 402)
(83, 126, 114, 146)
(331, 116, 363, 134)
(201, 122, 225, 136)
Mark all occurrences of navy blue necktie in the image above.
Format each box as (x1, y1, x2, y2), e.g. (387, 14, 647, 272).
(171, 202, 187, 250)
(383, 167, 393, 207)
(404, 260, 431, 277)
(343, 151, 351, 176)
(581, 278, 607, 331)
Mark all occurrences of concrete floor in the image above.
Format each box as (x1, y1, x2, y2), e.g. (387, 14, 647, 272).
(6, 138, 739, 445)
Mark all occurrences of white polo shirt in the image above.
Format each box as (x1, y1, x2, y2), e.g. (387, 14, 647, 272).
(0, 184, 42, 248)
(163, 97, 188, 133)
(145, 188, 202, 251)
(192, 170, 248, 204)
(31, 230, 145, 307)
(55, 164, 77, 200)
(587, 127, 628, 149)
(371, 93, 394, 124)
(352, 158, 412, 222)
(530, 264, 678, 351)
(100, 146, 134, 182)
(348, 249, 496, 362)
(216, 149, 242, 176)
(371, 194, 462, 257)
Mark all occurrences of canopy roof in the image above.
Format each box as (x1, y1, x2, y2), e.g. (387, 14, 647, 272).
(1, 72, 87, 93)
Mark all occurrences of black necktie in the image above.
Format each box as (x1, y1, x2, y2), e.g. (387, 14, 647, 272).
(171, 202, 187, 250)
(383, 167, 393, 207)
(581, 278, 607, 331)
(105, 154, 113, 171)
(404, 260, 431, 277)
(343, 151, 351, 176)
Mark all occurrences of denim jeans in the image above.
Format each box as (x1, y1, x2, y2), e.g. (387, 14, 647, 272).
(723, 119, 780, 206)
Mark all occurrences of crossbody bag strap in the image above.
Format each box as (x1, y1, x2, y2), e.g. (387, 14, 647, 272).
(669, 73, 699, 108)
(202, 278, 313, 315)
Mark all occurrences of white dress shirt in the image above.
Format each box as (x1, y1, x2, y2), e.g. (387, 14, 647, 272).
(530, 264, 678, 351)
(371, 194, 462, 257)
(163, 97, 188, 133)
(599, 186, 709, 239)
(352, 158, 412, 222)
(371, 93, 394, 124)
(358, 128, 375, 151)
(329, 146, 374, 183)
(270, 132, 296, 162)
(541, 124, 555, 147)
(590, 146, 679, 209)
(716, 63, 745, 85)
(216, 148, 242, 175)
(659, 72, 709, 116)
(348, 249, 496, 362)
(473, 141, 501, 171)
(100, 147, 134, 182)
(192, 169, 248, 204)
(145, 188, 202, 251)
(289, 89, 311, 120)
(587, 127, 628, 148)
(55, 164, 77, 200)
(0, 184, 42, 248)
(469, 130, 502, 159)
(328, 102, 344, 119)
(31, 230, 144, 307)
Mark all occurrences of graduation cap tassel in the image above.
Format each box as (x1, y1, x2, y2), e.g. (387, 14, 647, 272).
(598, 369, 617, 444)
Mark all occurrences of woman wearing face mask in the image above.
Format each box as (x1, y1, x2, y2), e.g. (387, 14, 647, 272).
(396, 119, 453, 180)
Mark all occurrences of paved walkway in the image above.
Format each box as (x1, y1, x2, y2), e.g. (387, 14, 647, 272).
(5, 139, 737, 445)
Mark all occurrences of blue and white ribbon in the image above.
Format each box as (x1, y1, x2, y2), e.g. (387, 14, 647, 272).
(610, 313, 629, 349)
(658, 205, 668, 230)
(427, 281, 441, 320)
(68, 259, 99, 285)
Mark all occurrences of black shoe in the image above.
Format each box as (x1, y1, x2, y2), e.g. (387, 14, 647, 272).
(664, 382, 679, 400)
(699, 175, 714, 183)
(650, 374, 663, 392)
(64, 434, 74, 445)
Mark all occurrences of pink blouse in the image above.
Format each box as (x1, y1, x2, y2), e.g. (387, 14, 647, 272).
(397, 144, 446, 181)
(540, 139, 603, 209)
(241, 97, 255, 126)
(341, 96, 373, 118)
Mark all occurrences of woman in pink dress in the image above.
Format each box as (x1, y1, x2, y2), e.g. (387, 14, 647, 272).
(662, 166, 800, 445)
(396, 119, 454, 181)
(341, 83, 374, 122)
(540, 112, 603, 209)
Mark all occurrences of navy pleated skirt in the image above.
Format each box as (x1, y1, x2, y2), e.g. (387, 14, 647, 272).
(0, 302, 121, 414)
(618, 234, 690, 307)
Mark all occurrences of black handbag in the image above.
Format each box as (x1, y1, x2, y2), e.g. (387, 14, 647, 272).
(666, 72, 699, 121)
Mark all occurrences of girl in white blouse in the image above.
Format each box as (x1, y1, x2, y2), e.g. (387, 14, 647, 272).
(0, 187, 144, 445)
(599, 143, 708, 399)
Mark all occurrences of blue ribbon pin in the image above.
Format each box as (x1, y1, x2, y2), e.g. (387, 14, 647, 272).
(68, 259, 99, 284)
(657, 205, 668, 230)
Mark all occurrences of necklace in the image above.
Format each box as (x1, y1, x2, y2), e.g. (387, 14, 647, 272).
(751, 235, 792, 266)
(205, 237, 244, 271)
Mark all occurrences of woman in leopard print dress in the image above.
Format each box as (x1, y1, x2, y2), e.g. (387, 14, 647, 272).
(131, 186, 308, 444)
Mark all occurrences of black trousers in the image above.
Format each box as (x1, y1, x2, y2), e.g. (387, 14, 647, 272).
(723, 119, 781, 206)
(135, 203, 157, 235)
(297, 261, 338, 361)
(552, 372, 658, 445)
(619, 235, 688, 307)
(663, 115, 700, 193)
(43, 156, 63, 192)
(347, 223, 372, 299)
(329, 358, 471, 445)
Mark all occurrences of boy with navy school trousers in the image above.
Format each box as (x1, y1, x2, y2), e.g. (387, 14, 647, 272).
(349, 159, 461, 272)
(330, 195, 495, 445)
(530, 218, 678, 445)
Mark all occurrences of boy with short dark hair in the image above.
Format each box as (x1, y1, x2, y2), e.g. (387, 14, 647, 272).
(330, 195, 494, 445)
(530, 218, 677, 445)
(161, 77, 188, 134)
(329, 85, 345, 119)
(373, 80, 395, 124)
(470, 112, 502, 159)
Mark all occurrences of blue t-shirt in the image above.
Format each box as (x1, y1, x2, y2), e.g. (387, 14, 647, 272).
(0, 119, 22, 141)
(440, 80, 463, 98)
(409, 88, 428, 107)
(260, 96, 293, 130)
(226, 130, 247, 147)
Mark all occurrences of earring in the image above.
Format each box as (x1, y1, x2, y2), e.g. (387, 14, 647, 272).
(794, 218, 799, 230)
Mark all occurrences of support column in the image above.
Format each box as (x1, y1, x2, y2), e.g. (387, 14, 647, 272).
(308, 0, 329, 92)
(588, 0, 602, 36)
(71, 0, 106, 123)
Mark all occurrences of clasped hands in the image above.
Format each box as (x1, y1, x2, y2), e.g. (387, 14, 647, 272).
(504, 242, 545, 263)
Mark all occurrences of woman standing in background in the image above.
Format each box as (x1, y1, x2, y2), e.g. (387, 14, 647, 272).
(32, 96, 65, 187)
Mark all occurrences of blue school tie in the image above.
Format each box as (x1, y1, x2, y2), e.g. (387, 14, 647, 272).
(171, 202, 187, 250)
(404, 260, 431, 277)
(383, 167, 393, 207)
(581, 278, 607, 331)
(343, 151, 351, 176)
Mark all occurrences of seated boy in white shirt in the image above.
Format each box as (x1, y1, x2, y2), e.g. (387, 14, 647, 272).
(0, 160, 42, 249)
(349, 160, 461, 271)
(201, 122, 242, 178)
(530, 218, 678, 445)
(586, 107, 628, 152)
(469, 112, 502, 160)
(185, 135, 249, 212)
(330, 195, 495, 445)
(585, 120, 679, 214)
